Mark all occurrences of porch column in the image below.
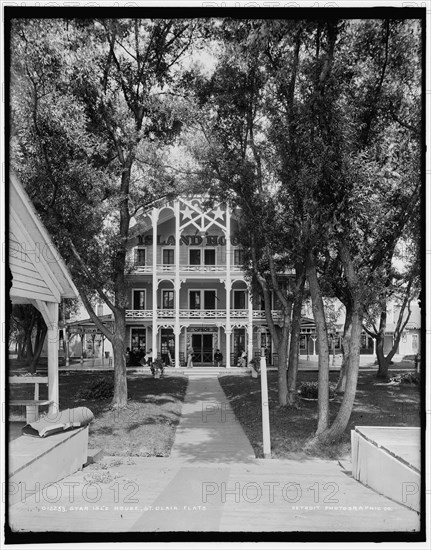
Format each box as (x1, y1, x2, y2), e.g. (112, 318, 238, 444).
(174, 200, 180, 368)
(225, 207, 232, 367)
(225, 329, 232, 369)
(247, 286, 253, 367)
(36, 300, 59, 415)
(65, 328, 70, 367)
(152, 209, 159, 357)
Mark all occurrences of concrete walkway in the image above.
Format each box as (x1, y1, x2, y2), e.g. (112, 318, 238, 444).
(8, 374, 421, 534)
(170, 376, 255, 462)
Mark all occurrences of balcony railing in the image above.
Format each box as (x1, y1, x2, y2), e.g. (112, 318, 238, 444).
(132, 264, 244, 274)
(125, 309, 283, 321)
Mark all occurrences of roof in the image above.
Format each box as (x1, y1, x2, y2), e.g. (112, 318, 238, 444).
(66, 313, 114, 334)
(67, 314, 114, 327)
(9, 172, 79, 304)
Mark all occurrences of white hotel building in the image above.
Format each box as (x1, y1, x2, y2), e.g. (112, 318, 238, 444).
(124, 196, 296, 368)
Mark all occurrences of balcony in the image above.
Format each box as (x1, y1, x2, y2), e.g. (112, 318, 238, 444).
(125, 309, 283, 321)
(132, 264, 244, 275)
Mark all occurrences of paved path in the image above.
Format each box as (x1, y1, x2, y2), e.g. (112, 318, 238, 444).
(169, 376, 255, 462)
(8, 374, 421, 534)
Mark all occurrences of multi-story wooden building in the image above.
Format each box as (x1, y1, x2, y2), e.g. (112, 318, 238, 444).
(125, 197, 297, 367)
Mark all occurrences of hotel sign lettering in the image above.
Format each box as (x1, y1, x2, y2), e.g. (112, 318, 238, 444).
(138, 234, 240, 246)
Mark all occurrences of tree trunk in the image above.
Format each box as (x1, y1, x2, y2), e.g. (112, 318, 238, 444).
(316, 305, 363, 443)
(17, 339, 24, 360)
(111, 162, 132, 407)
(24, 329, 34, 362)
(314, 241, 364, 443)
(375, 333, 389, 378)
(277, 340, 289, 407)
(287, 267, 305, 406)
(306, 251, 330, 434)
(274, 303, 292, 407)
(336, 304, 352, 393)
(29, 323, 47, 373)
(112, 311, 128, 407)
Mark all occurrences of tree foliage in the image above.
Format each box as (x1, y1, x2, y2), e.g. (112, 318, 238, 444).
(10, 18, 197, 406)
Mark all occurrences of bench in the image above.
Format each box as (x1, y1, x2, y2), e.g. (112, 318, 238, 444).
(9, 376, 54, 423)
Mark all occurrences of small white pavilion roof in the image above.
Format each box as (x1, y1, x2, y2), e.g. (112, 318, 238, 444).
(9, 173, 78, 304)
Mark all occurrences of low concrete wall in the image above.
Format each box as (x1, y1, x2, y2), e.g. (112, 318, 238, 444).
(351, 428, 420, 512)
(9, 426, 88, 506)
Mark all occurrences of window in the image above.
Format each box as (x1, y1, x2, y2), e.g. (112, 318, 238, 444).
(204, 249, 216, 265)
(162, 290, 174, 309)
(300, 335, 306, 349)
(163, 249, 174, 264)
(204, 290, 216, 309)
(234, 248, 245, 265)
(131, 328, 146, 352)
(189, 290, 217, 310)
(133, 290, 146, 310)
(97, 304, 104, 316)
(190, 291, 201, 309)
(189, 249, 201, 265)
(412, 334, 418, 351)
(189, 249, 216, 265)
(233, 290, 246, 309)
(134, 247, 146, 266)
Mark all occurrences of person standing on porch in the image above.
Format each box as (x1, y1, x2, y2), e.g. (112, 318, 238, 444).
(187, 345, 194, 368)
(214, 349, 223, 367)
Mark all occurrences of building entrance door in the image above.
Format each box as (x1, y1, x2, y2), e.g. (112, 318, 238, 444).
(191, 334, 213, 364)
(160, 328, 175, 366)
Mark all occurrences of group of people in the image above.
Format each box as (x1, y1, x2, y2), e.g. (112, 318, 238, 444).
(126, 347, 165, 377)
(126, 347, 153, 367)
(127, 345, 248, 369)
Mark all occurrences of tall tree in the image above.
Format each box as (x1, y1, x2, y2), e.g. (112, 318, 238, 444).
(10, 18, 196, 406)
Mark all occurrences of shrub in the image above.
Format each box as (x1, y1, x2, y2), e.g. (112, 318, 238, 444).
(389, 372, 420, 385)
(249, 358, 260, 372)
(298, 381, 336, 399)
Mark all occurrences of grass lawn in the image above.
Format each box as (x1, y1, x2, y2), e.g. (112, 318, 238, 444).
(219, 370, 421, 461)
(9, 369, 188, 457)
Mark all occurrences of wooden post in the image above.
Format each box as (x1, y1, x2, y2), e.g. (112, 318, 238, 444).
(80, 332, 84, 364)
(225, 206, 231, 367)
(152, 209, 159, 358)
(174, 200, 180, 368)
(247, 287, 253, 367)
(260, 347, 271, 458)
(36, 300, 59, 416)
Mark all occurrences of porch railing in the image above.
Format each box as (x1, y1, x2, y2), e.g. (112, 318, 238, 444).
(133, 264, 244, 274)
(125, 309, 283, 320)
